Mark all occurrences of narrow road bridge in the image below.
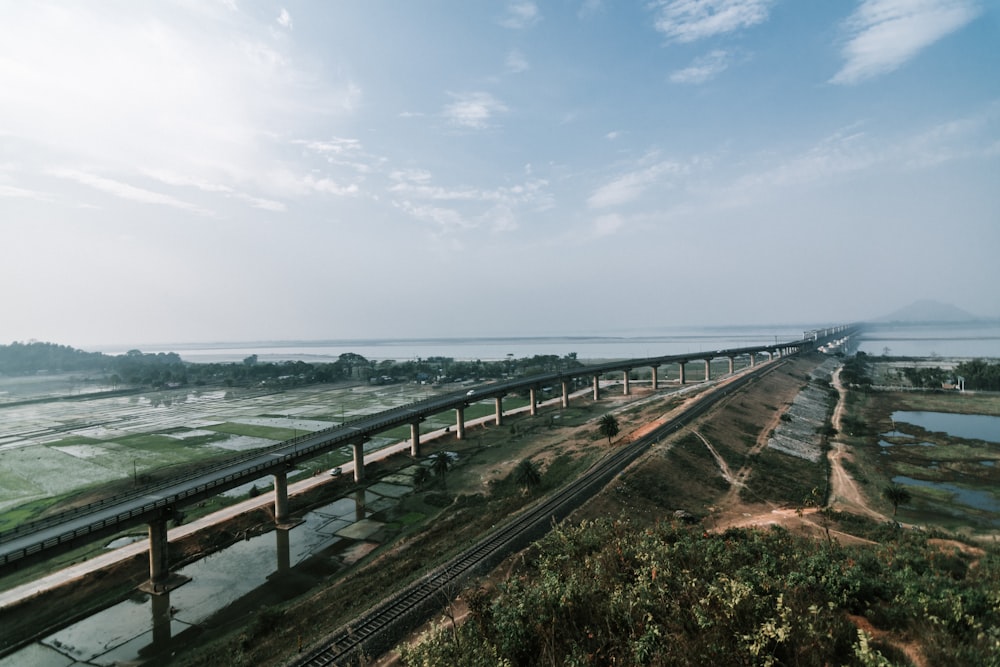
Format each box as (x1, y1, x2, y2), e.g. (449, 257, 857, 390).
(0, 325, 855, 588)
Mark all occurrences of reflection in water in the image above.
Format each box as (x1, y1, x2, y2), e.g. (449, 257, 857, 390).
(150, 590, 172, 653)
(276, 527, 290, 574)
(892, 475, 1000, 515)
(355, 488, 366, 522)
(891, 411, 1000, 443)
(6, 480, 413, 665)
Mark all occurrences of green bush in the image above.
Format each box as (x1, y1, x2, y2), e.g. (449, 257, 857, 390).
(401, 518, 998, 666)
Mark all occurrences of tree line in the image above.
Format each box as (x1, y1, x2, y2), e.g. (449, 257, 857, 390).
(0, 341, 584, 390)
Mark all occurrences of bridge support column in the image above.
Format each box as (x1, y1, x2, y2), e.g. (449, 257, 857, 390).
(561, 380, 570, 408)
(151, 586, 172, 648)
(272, 471, 289, 525)
(651, 366, 658, 390)
(623, 371, 630, 395)
(148, 517, 169, 589)
(354, 489, 366, 522)
(592, 375, 600, 400)
(728, 356, 735, 374)
(704, 359, 712, 381)
(410, 422, 421, 457)
(679, 362, 686, 385)
(494, 397, 504, 426)
(767, 351, 773, 361)
(353, 439, 367, 482)
(749, 352, 756, 367)
(275, 526, 291, 574)
(455, 407, 465, 439)
(529, 387, 537, 416)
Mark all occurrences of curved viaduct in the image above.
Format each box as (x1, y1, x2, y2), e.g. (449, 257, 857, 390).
(0, 325, 855, 587)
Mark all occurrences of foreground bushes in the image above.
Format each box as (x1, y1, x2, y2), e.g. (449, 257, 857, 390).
(402, 518, 999, 666)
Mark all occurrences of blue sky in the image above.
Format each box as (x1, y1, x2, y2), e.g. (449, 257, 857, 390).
(1, 1, 997, 348)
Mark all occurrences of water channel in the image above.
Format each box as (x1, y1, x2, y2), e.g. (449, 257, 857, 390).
(881, 411, 1000, 526)
(0, 469, 422, 666)
(889, 411, 1000, 443)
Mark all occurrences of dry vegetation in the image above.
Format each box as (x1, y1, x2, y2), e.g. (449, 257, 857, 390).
(5, 354, 997, 666)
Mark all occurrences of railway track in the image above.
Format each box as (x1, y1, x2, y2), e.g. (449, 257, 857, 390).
(290, 359, 783, 666)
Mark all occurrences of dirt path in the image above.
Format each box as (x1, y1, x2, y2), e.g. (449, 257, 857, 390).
(693, 430, 736, 485)
(707, 361, 886, 540)
(826, 368, 886, 521)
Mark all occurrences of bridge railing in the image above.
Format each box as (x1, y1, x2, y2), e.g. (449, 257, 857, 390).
(1, 328, 854, 548)
(0, 389, 478, 544)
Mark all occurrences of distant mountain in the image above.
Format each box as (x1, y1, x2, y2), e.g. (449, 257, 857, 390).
(875, 299, 980, 324)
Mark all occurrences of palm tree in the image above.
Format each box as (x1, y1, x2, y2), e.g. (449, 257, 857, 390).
(513, 458, 542, 494)
(430, 452, 452, 490)
(599, 414, 620, 445)
(882, 483, 912, 519)
(412, 466, 431, 488)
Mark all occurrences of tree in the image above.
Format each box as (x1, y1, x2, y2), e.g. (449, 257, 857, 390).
(430, 452, 452, 490)
(512, 459, 542, 494)
(599, 414, 620, 445)
(882, 483, 912, 519)
(413, 466, 431, 488)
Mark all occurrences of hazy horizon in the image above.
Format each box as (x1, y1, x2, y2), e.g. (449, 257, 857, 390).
(3, 2, 997, 346)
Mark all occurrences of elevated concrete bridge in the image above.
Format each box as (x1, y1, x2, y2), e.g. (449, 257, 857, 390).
(0, 325, 855, 588)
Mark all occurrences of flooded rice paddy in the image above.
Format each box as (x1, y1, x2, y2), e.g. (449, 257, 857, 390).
(0, 380, 446, 517)
(0, 467, 426, 666)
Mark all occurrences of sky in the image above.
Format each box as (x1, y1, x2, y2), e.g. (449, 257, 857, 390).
(1, 0, 998, 349)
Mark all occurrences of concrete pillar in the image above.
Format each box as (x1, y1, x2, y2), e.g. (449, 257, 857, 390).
(148, 518, 169, 587)
(353, 439, 366, 482)
(275, 527, 290, 574)
(151, 587, 172, 649)
(623, 371, 630, 395)
(749, 352, 756, 367)
(410, 422, 420, 457)
(704, 359, 711, 381)
(728, 356, 735, 374)
(455, 406, 465, 440)
(495, 396, 503, 426)
(529, 387, 537, 416)
(679, 362, 686, 385)
(273, 470, 289, 525)
(561, 380, 570, 408)
(592, 375, 600, 400)
(354, 488, 366, 522)
(651, 366, 658, 390)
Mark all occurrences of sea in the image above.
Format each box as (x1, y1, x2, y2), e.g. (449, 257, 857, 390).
(93, 322, 1000, 364)
(856, 322, 1000, 358)
(95, 324, 828, 364)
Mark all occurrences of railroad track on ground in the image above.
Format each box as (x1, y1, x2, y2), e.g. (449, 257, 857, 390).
(290, 359, 784, 666)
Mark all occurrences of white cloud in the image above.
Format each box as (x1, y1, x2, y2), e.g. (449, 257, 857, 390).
(294, 137, 362, 156)
(303, 175, 360, 196)
(591, 213, 625, 238)
(236, 193, 287, 211)
(651, 0, 774, 43)
(396, 200, 473, 231)
(669, 49, 732, 84)
(499, 2, 541, 29)
(443, 92, 508, 129)
(606, 131, 621, 140)
(721, 107, 1000, 204)
(0, 3, 358, 213)
(506, 49, 530, 73)
(277, 8, 293, 30)
(831, 0, 981, 85)
(0, 184, 49, 201)
(587, 160, 687, 208)
(49, 168, 214, 215)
